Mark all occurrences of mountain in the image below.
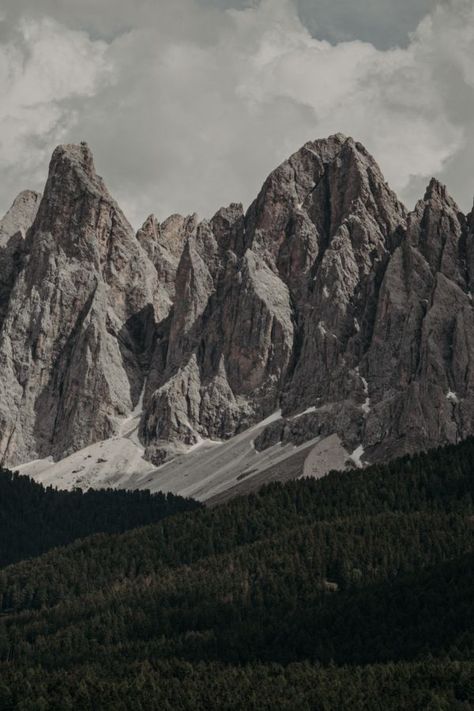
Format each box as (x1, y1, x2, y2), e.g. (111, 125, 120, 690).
(0, 467, 201, 568)
(2, 135, 474, 497)
(0, 437, 473, 709)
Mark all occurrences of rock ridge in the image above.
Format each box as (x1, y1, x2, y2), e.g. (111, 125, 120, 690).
(1, 135, 474, 478)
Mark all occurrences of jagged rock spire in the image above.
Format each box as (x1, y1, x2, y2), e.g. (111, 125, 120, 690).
(0, 190, 41, 246)
(1, 136, 474, 477)
(0, 143, 159, 465)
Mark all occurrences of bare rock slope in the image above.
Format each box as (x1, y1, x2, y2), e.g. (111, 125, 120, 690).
(3, 135, 474, 495)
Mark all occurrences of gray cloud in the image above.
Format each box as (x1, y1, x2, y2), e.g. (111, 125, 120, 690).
(1, 0, 474, 229)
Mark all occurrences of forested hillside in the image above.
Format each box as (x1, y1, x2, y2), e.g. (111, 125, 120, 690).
(0, 469, 201, 567)
(0, 438, 473, 709)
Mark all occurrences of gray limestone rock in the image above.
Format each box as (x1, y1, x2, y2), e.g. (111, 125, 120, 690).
(0, 190, 42, 330)
(0, 144, 159, 465)
(2, 135, 474, 479)
(0, 190, 41, 246)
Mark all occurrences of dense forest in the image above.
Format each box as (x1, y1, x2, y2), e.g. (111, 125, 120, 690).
(0, 469, 201, 567)
(0, 438, 473, 709)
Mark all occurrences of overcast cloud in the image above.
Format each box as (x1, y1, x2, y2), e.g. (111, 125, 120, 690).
(0, 0, 473, 227)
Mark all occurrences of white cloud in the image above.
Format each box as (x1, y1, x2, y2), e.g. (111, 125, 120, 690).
(0, 17, 111, 209)
(1, 0, 474, 228)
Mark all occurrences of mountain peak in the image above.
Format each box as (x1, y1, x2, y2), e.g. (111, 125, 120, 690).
(1, 135, 474, 494)
(0, 190, 42, 246)
(423, 177, 452, 203)
(247, 133, 405, 269)
(141, 213, 159, 232)
(52, 141, 94, 164)
(11, 189, 42, 204)
(20, 142, 142, 280)
(47, 142, 99, 194)
(300, 133, 375, 167)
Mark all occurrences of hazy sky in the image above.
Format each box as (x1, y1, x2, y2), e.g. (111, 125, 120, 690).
(2, 0, 474, 228)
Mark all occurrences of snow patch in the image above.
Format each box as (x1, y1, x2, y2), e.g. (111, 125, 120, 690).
(186, 434, 206, 453)
(291, 406, 317, 420)
(354, 369, 370, 414)
(350, 445, 365, 468)
(186, 433, 223, 453)
(247, 409, 282, 432)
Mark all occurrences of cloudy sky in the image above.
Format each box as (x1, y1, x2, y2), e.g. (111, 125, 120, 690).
(1, 0, 474, 227)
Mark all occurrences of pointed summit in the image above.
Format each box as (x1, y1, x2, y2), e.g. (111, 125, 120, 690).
(136, 212, 190, 310)
(0, 190, 42, 246)
(251, 134, 405, 235)
(245, 134, 406, 287)
(46, 143, 100, 196)
(52, 141, 95, 169)
(406, 177, 466, 285)
(424, 177, 448, 201)
(46, 142, 109, 196)
(0, 142, 160, 466)
(422, 178, 461, 213)
(30, 142, 136, 266)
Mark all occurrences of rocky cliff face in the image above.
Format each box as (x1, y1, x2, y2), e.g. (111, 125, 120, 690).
(1, 135, 473, 476)
(0, 144, 159, 464)
(0, 191, 42, 331)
